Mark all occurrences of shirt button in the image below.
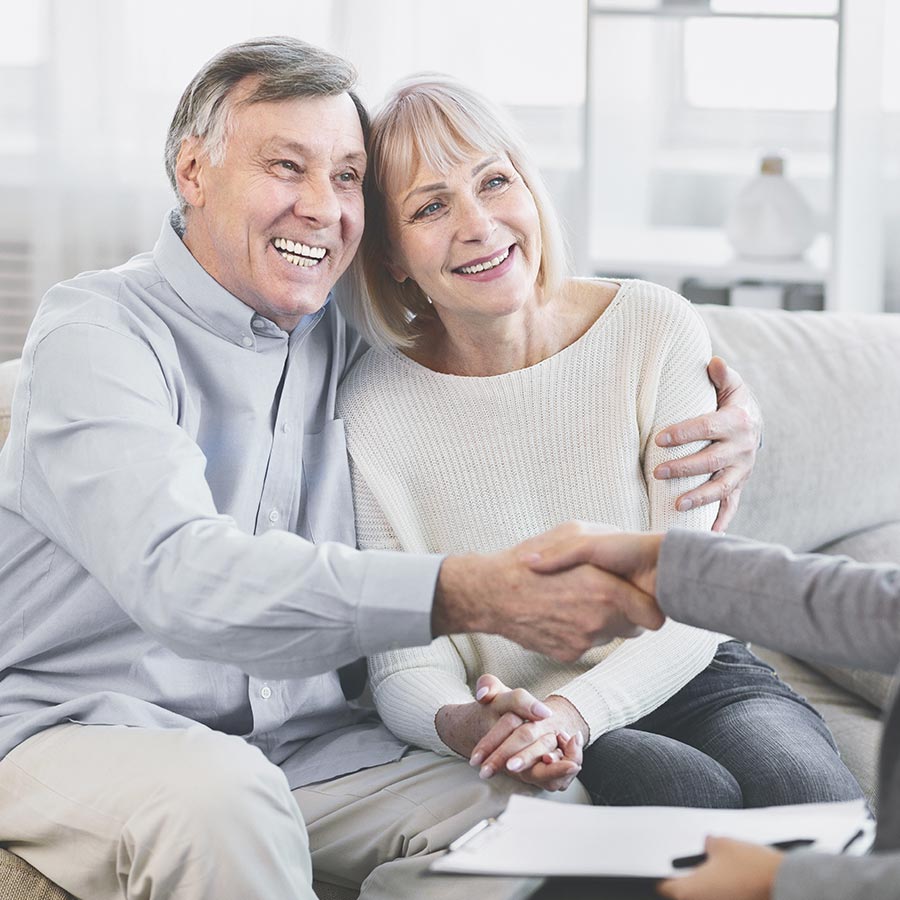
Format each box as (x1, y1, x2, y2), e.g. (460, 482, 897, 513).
(251, 316, 265, 332)
(260, 684, 272, 700)
(282, 422, 292, 434)
(241, 335, 253, 348)
(268, 509, 280, 524)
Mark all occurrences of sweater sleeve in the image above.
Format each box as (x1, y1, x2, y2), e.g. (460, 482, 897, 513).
(351, 458, 477, 756)
(551, 292, 724, 741)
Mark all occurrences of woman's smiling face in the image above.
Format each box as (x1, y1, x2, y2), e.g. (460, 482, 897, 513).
(384, 150, 543, 324)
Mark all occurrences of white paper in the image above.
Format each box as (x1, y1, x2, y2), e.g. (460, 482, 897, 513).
(432, 795, 870, 878)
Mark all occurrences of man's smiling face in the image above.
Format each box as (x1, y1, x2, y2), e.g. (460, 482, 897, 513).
(178, 83, 366, 331)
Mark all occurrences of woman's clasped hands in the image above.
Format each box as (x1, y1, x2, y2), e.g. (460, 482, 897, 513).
(434, 674, 586, 792)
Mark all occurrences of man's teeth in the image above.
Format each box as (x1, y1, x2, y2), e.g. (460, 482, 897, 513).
(273, 237, 327, 266)
(458, 247, 510, 275)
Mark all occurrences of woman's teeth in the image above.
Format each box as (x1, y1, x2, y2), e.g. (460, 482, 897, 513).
(458, 247, 510, 275)
(273, 237, 327, 267)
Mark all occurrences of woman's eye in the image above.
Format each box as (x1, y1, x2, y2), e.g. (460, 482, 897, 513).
(337, 170, 360, 184)
(485, 175, 508, 190)
(414, 201, 443, 220)
(278, 160, 299, 173)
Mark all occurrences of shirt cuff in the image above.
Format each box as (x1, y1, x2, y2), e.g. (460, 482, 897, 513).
(355, 549, 443, 656)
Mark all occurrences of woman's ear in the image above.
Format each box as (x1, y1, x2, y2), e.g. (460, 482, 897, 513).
(384, 257, 409, 284)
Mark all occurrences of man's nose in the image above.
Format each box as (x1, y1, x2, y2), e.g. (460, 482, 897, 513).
(293, 174, 341, 227)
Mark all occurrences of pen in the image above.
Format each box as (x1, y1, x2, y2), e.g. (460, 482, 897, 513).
(671, 838, 815, 869)
(448, 817, 496, 852)
(839, 828, 865, 853)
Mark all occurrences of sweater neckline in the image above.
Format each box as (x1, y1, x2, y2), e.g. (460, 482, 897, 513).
(386, 278, 634, 381)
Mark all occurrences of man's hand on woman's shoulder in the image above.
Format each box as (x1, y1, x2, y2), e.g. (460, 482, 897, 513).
(654, 356, 762, 531)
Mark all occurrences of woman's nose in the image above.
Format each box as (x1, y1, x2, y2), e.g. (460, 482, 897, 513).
(456, 197, 494, 243)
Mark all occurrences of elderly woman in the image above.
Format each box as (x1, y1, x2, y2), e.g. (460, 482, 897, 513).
(336, 74, 861, 808)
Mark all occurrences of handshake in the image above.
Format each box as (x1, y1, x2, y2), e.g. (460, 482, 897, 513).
(435, 522, 670, 664)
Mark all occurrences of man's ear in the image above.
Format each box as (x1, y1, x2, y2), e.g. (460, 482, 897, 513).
(384, 257, 409, 284)
(175, 137, 207, 209)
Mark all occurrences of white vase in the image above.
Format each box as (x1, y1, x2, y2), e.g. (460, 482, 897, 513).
(725, 155, 816, 260)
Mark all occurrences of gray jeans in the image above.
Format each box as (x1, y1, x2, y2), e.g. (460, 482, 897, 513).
(578, 641, 864, 808)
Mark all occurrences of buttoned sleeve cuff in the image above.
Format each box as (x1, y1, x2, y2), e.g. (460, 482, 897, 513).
(355, 549, 444, 656)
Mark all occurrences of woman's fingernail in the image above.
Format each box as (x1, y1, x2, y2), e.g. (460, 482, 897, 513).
(507, 757, 524, 772)
(558, 730, 571, 742)
(479, 765, 493, 779)
(475, 686, 489, 701)
(658, 433, 673, 446)
(576, 732, 584, 746)
(656, 466, 671, 479)
(531, 700, 552, 718)
(470, 751, 483, 767)
(677, 498, 693, 511)
(520, 552, 541, 563)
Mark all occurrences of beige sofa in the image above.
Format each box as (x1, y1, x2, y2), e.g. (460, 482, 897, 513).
(1, 304, 899, 900)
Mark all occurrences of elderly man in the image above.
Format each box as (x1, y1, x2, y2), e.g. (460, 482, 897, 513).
(524, 523, 900, 900)
(0, 37, 759, 900)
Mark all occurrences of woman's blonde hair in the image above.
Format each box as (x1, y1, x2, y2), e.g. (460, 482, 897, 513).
(341, 73, 570, 349)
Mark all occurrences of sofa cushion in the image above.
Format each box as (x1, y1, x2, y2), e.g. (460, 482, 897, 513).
(0, 849, 71, 900)
(698, 307, 900, 553)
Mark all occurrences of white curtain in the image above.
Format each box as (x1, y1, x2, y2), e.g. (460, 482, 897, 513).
(21, 0, 583, 293)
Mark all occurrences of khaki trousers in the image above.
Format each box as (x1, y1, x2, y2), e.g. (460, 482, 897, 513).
(0, 724, 589, 900)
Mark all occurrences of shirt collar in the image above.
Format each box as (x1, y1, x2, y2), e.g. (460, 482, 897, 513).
(152, 210, 327, 349)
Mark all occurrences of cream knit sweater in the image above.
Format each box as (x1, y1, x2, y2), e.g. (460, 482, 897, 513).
(337, 280, 725, 756)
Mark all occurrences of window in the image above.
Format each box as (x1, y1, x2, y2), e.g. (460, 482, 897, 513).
(683, 18, 837, 112)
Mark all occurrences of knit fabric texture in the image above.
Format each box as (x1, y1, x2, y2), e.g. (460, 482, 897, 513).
(337, 280, 725, 754)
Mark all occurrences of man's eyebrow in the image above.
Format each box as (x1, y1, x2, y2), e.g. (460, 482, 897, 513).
(262, 139, 366, 166)
(403, 155, 501, 204)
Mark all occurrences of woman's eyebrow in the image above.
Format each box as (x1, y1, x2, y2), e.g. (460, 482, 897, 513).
(402, 156, 501, 205)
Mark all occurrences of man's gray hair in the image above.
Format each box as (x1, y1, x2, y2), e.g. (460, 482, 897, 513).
(164, 36, 368, 209)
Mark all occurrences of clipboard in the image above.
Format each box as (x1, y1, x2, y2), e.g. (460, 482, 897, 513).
(432, 795, 872, 879)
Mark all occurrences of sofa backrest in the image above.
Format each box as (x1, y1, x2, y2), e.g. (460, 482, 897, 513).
(698, 307, 900, 553)
(0, 357, 18, 450)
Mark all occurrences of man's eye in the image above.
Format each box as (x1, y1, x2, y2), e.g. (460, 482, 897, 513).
(337, 171, 360, 183)
(278, 160, 299, 172)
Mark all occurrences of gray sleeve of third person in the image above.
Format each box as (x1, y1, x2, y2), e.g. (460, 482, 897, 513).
(775, 851, 900, 900)
(657, 529, 900, 675)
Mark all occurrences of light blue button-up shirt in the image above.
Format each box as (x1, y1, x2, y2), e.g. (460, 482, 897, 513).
(0, 212, 440, 786)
